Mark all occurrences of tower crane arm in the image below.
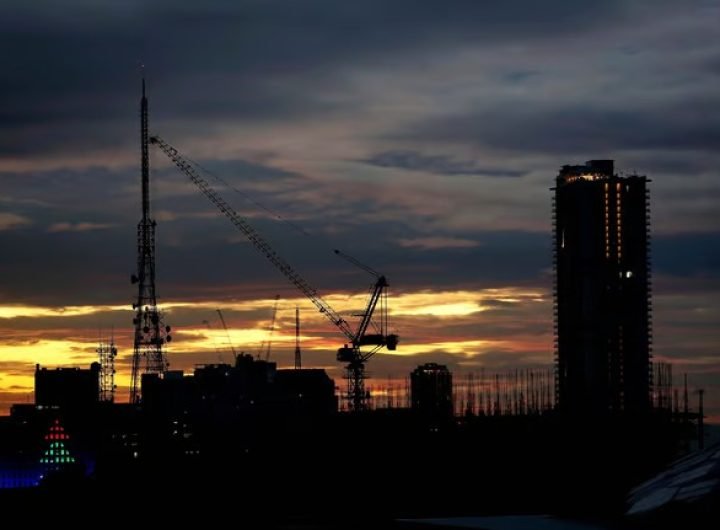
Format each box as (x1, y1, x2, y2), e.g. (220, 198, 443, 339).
(334, 249, 380, 278)
(150, 135, 356, 343)
(216, 309, 237, 358)
(264, 294, 280, 361)
(355, 276, 389, 346)
(334, 250, 398, 359)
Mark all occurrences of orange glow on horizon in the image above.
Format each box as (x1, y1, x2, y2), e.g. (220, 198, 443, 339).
(0, 286, 554, 413)
(0, 287, 546, 320)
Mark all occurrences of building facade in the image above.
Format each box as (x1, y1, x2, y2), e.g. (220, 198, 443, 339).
(35, 363, 100, 411)
(411, 363, 453, 418)
(553, 160, 652, 415)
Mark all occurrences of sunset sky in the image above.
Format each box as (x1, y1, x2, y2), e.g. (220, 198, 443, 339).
(1, 1, 718, 419)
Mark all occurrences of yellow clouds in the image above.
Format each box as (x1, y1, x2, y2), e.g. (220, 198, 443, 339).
(0, 286, 549, 363)
(0, 299, 280, 320)
(0, 338, 97, 365)
(0, 285, 552, 413)
(0, 371, 35, 392)
(389, 288, 545, 317)
(0, 287, 545, 322)
(176, 327, 297, 355)
(384, 339, 506, 357)
(0, 338, 100, 394)
(0, 304, 126, 319)
(394, 301, 483, 317)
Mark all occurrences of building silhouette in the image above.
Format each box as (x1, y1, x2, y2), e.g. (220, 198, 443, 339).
(553, 160, 652, 415)
(411, 363, 453, 418)
(141, 353, 337, 420)
(34, 363, 100, 411)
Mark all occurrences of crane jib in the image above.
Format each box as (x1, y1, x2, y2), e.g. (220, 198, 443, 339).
(150, 136, 397, 345)
(150, 135, 400, 410)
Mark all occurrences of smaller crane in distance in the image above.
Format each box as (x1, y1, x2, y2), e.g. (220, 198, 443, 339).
(262, 295, 280, 361)
(202, 319, 223, 361)
(216, 309, 238, 360)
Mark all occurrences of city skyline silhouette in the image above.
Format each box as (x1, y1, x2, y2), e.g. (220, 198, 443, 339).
(1, 1, 718, 527)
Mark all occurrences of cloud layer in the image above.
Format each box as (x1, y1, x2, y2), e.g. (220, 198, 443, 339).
(1, 0, 718, 416)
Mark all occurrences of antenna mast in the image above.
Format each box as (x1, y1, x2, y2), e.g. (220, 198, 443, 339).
(129, 74, 170, 403)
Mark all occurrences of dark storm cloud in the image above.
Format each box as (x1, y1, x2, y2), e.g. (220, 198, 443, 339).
(654, 233, 720, 276)
(0, 223, 544, 306)
(1, 141, 718, 308)
(706, 55, 720, 75)
(503, 71, 541, 84)
(402, 98, 720, 155)
(178, 156, 309, 192)
(0, 154, 322, 305)
(0, 0, 637, 157)
(0, 166, 137, 213)
(621, 154, 720, 178)
(0, 155, 309, 232)
(655, 186, 720, 203)
(360, 151, 526, 177)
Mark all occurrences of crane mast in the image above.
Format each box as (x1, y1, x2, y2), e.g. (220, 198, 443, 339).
(216, 309, 238, 359)
(150, 135, 398, 410)
(263, 295, 280, 361)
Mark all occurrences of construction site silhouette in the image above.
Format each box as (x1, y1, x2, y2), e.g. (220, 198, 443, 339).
(0, 81, 714, 530)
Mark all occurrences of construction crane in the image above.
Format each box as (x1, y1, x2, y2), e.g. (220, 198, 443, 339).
(261, 295, 280, 362)
(256, 295, 280, 360)
(216, 309, 238, 360)
(202, 319, 223, 360)
(150, 136, 398, 411)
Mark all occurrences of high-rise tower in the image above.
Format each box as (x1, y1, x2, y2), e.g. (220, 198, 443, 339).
(129, 78, 170, 403)
(553, 160, 651, 415)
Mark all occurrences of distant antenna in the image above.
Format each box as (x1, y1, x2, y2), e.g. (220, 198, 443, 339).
(294, 306, 301, 370)
(129, 72, 170, 403)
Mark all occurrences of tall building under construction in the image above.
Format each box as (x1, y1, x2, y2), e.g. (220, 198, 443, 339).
(553, 160, 652, 415)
